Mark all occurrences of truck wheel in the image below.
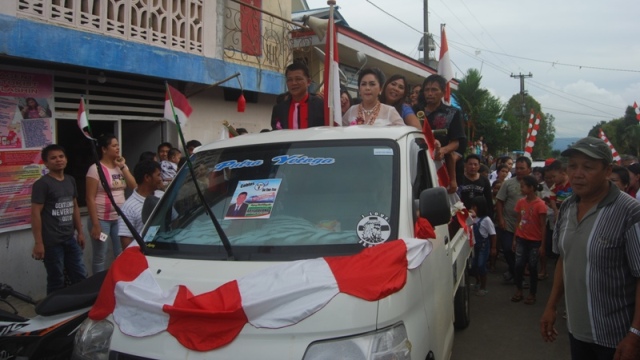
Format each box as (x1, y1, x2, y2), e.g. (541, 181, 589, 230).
(453, 272, 470, 330)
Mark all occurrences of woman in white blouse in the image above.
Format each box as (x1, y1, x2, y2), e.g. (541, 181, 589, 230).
(342, 68, 404, 127)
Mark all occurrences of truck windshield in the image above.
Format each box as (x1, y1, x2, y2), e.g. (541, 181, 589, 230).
(143, 139, 399, 261)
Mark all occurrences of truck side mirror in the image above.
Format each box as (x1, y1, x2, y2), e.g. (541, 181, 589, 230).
(419, 187, 451, 227)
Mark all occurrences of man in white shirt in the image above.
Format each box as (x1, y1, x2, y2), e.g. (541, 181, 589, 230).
(118, 160, 163, 248)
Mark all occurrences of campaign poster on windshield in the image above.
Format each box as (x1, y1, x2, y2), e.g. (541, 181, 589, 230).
(225, 179, 282, 220)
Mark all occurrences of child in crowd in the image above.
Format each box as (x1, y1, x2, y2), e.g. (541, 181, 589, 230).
(471, 197, 496, 296)
(545, 160, 572, 222)
(511, 175, 546, 305)
(161, 147, 182, 187)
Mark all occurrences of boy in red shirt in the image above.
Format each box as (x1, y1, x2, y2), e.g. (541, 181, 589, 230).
(511, 175, 547, 305)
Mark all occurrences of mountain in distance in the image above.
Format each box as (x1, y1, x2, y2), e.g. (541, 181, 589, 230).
(553, 137, 581, 151)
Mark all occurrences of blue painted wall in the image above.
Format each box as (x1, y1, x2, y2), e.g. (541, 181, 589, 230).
(0, 15, 285, 95)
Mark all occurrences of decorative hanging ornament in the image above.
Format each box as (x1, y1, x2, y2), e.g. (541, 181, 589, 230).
(237, 93, 246, 113)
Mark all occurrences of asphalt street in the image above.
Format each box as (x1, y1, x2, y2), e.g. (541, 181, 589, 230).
(451, 256, 571, 360)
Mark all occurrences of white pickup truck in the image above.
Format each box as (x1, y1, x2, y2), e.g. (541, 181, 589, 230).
(73, 126, 472, 360)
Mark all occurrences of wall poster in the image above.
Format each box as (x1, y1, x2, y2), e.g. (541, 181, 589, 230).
(0, 69, 55, 233)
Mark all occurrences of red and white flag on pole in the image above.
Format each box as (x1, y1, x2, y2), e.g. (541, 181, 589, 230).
(323, 6, 341, 126)
(89, 239, 432, 351)
(437, 24, 453, 105)
(633, 101, 640, 122)
(524, 113, 541, 158)
(598, 129, 621, 163)
(525, 109, 535, 145)
(77, 96, 93, 139)
(165, 84, 193, 125)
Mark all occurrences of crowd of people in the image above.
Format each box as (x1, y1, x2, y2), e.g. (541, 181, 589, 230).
(28, 60, 640, 359)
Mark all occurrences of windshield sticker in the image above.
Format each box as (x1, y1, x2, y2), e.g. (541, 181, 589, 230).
(373, 148, 393, 156)
(214, 159, 264, 172)
(356, 212, 391, 247)
(225, 179, 283, 220)
(144, 226, 159, 241)
(272, 154, 335, 166)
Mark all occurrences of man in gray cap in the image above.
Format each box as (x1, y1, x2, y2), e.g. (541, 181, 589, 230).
(540, 136, 640, 360)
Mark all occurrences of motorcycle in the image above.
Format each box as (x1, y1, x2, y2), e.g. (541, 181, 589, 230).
(0, 271, 106, 360)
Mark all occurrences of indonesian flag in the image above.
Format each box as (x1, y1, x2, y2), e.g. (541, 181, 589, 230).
(323, 10, 341, 126)
(634, 101, 640, 122)
(421, 117, 450, 188)
(77, 97, 93, 139)
(598, 128, 621, 163)
(437, 24, 453, 105)
(165, 84, 193, 125)
(454, 204, 474, 246)
(89, 239, 432, 352)
(524, 113, 541, 157)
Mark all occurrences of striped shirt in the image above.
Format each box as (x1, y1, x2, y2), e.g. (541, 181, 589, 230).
(554, 184, 640, 348)
(117, 190, 146, 239)
(86, 163, 127, 221)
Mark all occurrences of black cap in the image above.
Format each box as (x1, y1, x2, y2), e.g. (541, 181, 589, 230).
(561, 137, 612, 164)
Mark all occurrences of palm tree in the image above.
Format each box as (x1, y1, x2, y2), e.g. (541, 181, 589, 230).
(452, 69, 490, 144)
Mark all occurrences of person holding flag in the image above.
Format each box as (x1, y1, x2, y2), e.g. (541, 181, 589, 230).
(270, 62, 324, 130)
(414, 74, 466, 193)
(86, 133, 136, 273)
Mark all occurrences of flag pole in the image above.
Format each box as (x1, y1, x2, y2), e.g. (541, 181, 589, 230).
(80, 96, 146, 253)
(328, 0, 336, 127)
(165, 82, 235, 260)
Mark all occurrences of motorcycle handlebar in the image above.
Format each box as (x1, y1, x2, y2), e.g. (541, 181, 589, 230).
(0, 283, 37, 305)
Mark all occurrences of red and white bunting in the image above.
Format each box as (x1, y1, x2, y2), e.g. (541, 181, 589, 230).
(89, 239, 433, 352)
(598, 129, 621, 163)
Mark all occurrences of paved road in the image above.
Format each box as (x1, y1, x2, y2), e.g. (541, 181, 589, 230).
(451, 257, 571, 360)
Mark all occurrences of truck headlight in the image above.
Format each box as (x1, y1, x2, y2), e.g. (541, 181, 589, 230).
(72, 318, 114, 360)
(303, 323, 411, 360)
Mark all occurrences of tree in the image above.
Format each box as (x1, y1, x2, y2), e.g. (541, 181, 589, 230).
(621, 124, 640, 157)
(502, 94, 540, 151)
(452, 69, 490, 145)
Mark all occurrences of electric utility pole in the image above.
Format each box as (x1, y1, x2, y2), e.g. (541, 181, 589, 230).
(423, 0, 429, 65)
(511, 72, 533, 150)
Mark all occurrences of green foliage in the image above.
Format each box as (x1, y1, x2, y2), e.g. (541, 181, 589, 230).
(587, 107, 640, 157)
(452, 69, 490, 142)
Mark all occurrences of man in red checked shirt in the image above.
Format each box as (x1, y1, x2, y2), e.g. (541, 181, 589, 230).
(271, 62, 324, 130)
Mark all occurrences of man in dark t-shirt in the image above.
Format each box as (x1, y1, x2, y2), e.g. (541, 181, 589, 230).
(31, 144, 87, 294)
(459, 154, 493, 218)
(415, 74, 466, 193)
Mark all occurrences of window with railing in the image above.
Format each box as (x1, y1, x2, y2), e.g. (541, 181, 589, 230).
(16, 0, 204, 54)
(223, 0, 312, 73)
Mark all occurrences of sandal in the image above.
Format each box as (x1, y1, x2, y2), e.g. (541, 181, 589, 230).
(524, 296, 536, 305)
(511, 294, 523, 302)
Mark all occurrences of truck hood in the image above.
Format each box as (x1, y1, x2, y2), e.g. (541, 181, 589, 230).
(109, 256, 380, 359)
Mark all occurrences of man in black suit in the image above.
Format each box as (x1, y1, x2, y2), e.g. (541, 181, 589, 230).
(226, 192, 249, 217)
(271, 62, 324, 130)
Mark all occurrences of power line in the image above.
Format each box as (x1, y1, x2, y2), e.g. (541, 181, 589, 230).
(446, 41, 640, 73)
(456, 0, 522, 72)
(527, 79, 623, 110)
(542, 106, 619, 119)
(436, 0, 516, 73)
(526, 82, 619, 118)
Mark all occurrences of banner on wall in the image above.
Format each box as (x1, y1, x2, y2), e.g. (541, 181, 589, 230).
(0, 70, 55, 233)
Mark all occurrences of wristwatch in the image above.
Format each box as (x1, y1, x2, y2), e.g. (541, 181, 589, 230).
(630, 326, 640, 337)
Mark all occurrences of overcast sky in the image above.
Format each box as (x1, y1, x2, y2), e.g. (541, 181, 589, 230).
(306, 0, 640, 138)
